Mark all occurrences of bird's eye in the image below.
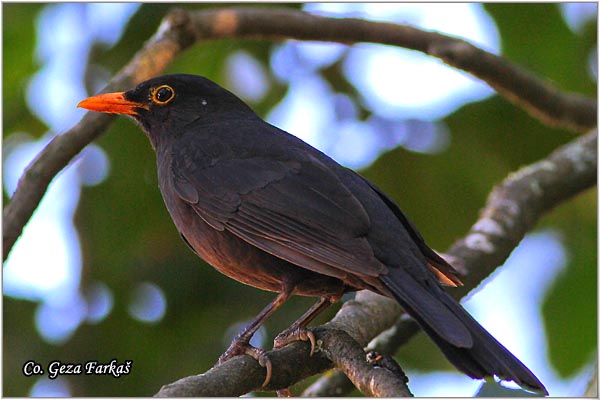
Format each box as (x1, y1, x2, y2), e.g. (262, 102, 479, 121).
(152, 85, 175, 104)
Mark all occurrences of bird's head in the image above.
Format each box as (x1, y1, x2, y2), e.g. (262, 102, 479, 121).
(78, 74, 256, 149)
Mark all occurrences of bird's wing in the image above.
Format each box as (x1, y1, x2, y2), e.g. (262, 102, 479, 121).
(360, 178, 463, 287)
(170, 130, 470, 349)
(171, 147, 386, 279)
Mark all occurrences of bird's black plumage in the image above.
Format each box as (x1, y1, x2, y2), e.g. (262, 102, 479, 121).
(78, 74, 546, 394)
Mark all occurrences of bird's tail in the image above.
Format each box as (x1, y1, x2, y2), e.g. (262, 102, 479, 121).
(380, 267, 547, 395)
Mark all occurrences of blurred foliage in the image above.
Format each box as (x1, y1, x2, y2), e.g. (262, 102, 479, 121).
(3, 3, 596, 397)
(484, 4, 597, 96)
(2, 3, 47, 138)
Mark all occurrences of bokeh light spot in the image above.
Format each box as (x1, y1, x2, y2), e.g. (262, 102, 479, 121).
(76, 144, 110, 187)
(30, 377, 71, 397)
(35, 295, 87, 344)
(226, 50, 270, 103)
(128, 282, 167, 324)
(559, 3, 597, 34)
(85, 281, 114, 324)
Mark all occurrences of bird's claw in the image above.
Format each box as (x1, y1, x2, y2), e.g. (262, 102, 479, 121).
(274, 326, 317, 356)
(256, 350, 273, 387)
(216, 341, 273, 387)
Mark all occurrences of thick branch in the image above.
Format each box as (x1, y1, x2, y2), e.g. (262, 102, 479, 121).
(4, 6, 596, 260)
(158, 130, 596, 396)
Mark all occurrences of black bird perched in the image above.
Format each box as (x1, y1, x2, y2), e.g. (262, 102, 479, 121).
(78, 74, 546, 394)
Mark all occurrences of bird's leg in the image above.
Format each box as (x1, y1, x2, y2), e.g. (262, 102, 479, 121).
(217, 290, 292, 386)
(273, 295, 339, 355)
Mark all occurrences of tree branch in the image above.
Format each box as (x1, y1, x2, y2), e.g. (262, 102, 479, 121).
(3, 7, 596, 260)
(188, 8, 596, 132)
(449, 129, 597, 298)
(156, 131, 596, 396)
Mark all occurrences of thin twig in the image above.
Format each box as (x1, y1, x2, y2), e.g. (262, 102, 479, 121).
(3, 7, 596, 260)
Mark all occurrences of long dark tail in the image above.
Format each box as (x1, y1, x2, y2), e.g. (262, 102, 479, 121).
(380, 267, 547, 394)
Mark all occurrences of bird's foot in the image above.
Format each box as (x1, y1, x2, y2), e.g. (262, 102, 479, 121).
(217, 340, 273, 387)
(273, 326, 317, 356)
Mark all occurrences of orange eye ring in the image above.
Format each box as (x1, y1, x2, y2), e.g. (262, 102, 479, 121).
(151, 85, 175, 104)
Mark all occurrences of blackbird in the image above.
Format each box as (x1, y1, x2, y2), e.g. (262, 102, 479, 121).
(78, 74, 546, 393)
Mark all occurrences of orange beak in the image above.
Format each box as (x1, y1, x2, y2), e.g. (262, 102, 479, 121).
(77, 92, 147, 115)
